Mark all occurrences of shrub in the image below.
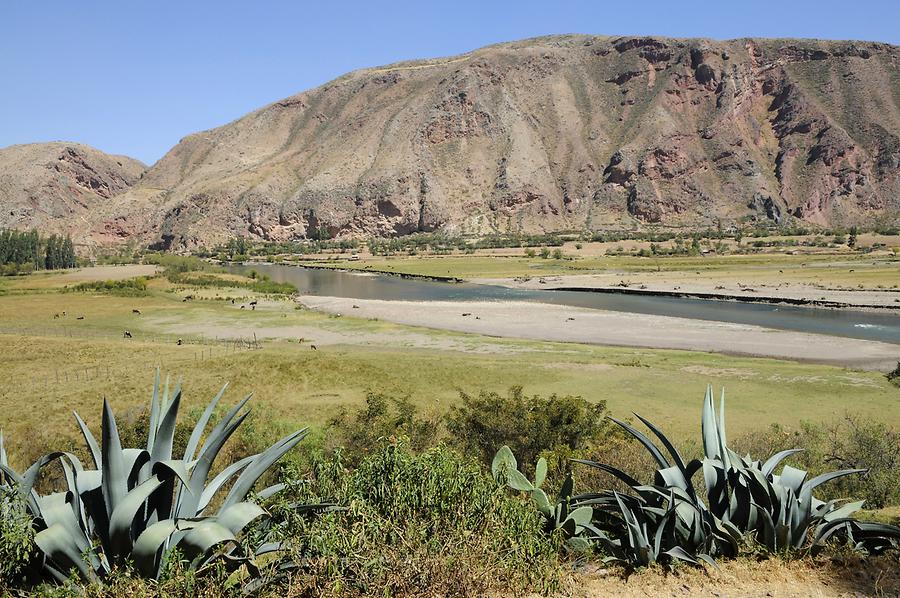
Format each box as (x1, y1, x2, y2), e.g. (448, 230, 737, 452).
(888, 361, 900, 387)
(0, 487, 35, 585)
(445, 386, 613, 477)
(67, 277, 149, 296)
(270, 440, 560, 597)
(169, 272, 296, 295)
(327, 392, 439, 460)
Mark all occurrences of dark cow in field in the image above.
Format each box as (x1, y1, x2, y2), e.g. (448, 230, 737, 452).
(123, 330, 133, 338)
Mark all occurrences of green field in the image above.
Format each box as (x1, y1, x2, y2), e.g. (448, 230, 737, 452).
(0, 265, 897, 468)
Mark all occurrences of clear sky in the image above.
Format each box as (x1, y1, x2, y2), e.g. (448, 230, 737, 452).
(2, 0, 898, 165)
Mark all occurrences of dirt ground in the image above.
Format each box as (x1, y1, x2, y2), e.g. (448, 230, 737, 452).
(564, 556, 900, 597)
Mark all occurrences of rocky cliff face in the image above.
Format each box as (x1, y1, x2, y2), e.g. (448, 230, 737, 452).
(8, 35, 900, 249)
(0, 143, 145, 240)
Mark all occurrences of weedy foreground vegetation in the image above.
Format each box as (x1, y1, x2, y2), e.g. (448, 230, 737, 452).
(0, 373, 898, 596)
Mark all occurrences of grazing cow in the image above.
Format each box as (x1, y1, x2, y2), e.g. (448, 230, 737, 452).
(132, 309, 142, 315)
(123, 330, 132, 338)
(240, 305, 246, 309)
(76, 316, 84, 320)
(62, 311, 67, 317)
(462, 312, 472, 317)
(53, 313, 59, 319)
(231, 298, 235, 304)
(249, 300, 258, 306)
(352, 304, 359, 309)
(310, 344, 318, 351)
(176, 338, 183, 345)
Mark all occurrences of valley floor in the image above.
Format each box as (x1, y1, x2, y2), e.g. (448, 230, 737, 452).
(0, 265, 897, 452)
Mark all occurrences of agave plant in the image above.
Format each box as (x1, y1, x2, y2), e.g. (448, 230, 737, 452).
(491, 445, 593, 550)
(697, 387, 871, 552)
(0, 371, 307, 583)
(574, 386, 900, 563)
(571, 407, 741, 567)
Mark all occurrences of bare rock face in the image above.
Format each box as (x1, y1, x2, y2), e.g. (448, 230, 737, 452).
(0, 143, 145, 241)
(29, 35, 900, 249)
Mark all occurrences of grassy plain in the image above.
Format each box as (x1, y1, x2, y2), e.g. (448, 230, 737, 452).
(0, 265, 897, 468)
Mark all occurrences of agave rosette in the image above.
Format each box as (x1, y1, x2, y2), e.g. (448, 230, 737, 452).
(0, 371, 307, 581)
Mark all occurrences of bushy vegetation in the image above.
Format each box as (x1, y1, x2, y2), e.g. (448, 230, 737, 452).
(144, 253, 297, 295)
(66, 277, 150, 296)
(888, 361, 900, 388)
(170, 272, 296, 295)
(269, 441, 561, 596)
(490, 388, 900, 571)
(327, 392, 440, 459)
(446, 386, 615, 475)
(1, 378, 898, 595)
(733, 415, 900, 509)
(0, 487, 35, 585)
(0, 229, 76, 275)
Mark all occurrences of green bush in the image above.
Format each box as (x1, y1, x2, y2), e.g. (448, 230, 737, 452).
(327, 392, 440, 460)
(169, 272, 296, 295)
(445, 386, 614, 478)
(270, 440, 560, 597)
(888, 362, 900, 387)
(0, 487, 35, 585)
(67, 277, 149, 296)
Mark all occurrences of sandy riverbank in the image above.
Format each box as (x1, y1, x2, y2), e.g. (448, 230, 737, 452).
(299, 295, 899, 371)
(477, 274, 900, 309)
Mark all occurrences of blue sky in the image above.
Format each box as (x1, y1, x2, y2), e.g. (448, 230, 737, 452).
(2, 0, 898, 165)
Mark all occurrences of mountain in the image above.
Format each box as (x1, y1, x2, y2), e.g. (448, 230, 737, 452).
(0, 142, 145, 241)
(8, 35, 900, 249)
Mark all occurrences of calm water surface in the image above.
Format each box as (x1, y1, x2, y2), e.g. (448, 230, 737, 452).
(229, 264, 900, 345)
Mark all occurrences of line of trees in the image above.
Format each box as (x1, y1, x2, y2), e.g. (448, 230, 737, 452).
(0, 229, 76, 274)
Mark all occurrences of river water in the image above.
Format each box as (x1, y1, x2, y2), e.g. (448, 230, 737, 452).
(229, 264, 900, 345)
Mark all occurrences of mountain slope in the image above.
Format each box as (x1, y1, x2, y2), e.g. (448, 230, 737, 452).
(0, 142, 145, 241)
(88, 36, 900, 246)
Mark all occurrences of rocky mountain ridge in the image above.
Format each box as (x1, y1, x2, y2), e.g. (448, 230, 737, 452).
(0, 142, 145, 240)
(3, 35, 899, 248)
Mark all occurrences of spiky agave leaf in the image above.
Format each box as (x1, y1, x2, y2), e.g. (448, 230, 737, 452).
(12, 372, 309, 584)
